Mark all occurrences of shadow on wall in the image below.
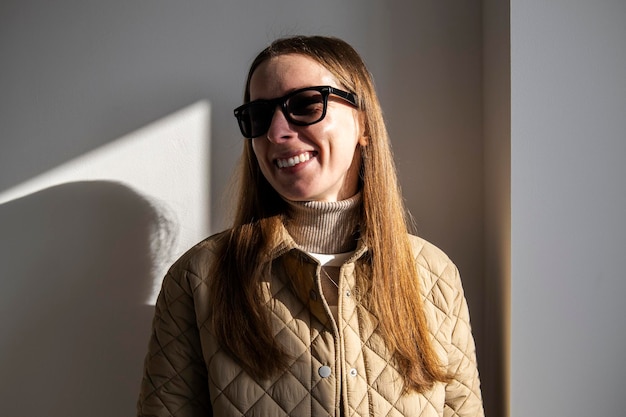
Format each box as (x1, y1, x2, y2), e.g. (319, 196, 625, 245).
(0, 180, 174, 417)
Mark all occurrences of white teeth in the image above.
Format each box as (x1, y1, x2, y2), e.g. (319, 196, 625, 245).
(277, 152, 312, 168)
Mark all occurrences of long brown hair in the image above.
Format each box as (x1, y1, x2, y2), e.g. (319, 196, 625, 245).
(210, 35, 448, 392)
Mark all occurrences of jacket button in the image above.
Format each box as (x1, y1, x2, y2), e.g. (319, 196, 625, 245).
(345, 290, 351, 297)
(349, 368, 358, 377)
(309, 290, 318, 301)
(318, 366, 332, 378)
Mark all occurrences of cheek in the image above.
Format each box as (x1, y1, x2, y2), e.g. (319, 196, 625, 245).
(326, 125, 361, 165)
(251, 139, 272, 175)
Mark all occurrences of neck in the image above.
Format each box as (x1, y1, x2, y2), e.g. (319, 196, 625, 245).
(283, 192, 362, 254)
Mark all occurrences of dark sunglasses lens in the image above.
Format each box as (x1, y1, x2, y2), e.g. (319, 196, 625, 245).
(287, 90, 325, 124)
(240, 103, 274, 138)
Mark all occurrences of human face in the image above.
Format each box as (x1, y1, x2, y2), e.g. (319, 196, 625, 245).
(249, 54, 366, 202)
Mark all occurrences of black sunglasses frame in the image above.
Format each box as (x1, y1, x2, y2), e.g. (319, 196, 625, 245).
(233, 85, 358, 139)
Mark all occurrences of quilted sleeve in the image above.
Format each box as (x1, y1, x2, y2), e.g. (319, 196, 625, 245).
(443, 265, 484, 417)
(137, 266, 212, 417)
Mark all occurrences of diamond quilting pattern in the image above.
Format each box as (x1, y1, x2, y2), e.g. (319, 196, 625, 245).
(138, 233, 483, 417)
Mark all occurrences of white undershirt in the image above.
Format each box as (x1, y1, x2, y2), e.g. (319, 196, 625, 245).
(307, 251, 355, 268)
(306, 251, 355, 321)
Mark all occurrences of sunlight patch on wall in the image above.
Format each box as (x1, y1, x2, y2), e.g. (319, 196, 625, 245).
(0, 101, 211, 304)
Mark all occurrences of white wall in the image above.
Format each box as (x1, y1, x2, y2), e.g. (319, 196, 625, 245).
(511, 0, 626, 415)
(0, 1, 491, 415)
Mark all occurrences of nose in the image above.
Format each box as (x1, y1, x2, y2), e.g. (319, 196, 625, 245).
(265, 106, 296, 143)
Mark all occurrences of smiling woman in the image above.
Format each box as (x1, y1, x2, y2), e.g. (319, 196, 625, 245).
(137, 35, 484, 417)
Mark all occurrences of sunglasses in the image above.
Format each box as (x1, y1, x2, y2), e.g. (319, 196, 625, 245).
(233, 85, 358, 139)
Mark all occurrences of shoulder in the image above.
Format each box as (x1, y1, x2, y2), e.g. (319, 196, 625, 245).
(407, 234, 464, 307)
(166, 230, 229, 283)
(407, 234, 456, 277)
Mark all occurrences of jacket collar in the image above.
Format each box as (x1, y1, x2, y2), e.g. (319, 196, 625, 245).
(264, 221, 370, 265)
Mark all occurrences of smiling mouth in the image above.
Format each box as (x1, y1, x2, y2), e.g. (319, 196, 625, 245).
(275, 151, 315, 168)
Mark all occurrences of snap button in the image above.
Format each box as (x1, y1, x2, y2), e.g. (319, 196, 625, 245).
(345, 290, 351, 297)
(318, 365, 332, 378)
(309, 290, 318, 301)
(349, 368, 357, 377)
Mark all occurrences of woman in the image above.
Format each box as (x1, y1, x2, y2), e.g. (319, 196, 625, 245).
(137, 35, 484, 417)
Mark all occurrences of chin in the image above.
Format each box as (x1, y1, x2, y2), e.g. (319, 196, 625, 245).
(277, 188, 320, 202)
(281, 193, 314, 202)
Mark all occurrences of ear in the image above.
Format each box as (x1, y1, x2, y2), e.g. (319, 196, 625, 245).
(357, 111, 368, 146)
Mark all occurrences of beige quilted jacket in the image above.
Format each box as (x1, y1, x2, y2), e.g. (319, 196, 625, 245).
(137, 228, 484, 417)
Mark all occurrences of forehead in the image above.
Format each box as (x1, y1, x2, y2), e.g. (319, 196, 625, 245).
(249, 54, 339, 100)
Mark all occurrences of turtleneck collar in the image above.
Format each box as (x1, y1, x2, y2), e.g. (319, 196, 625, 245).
(283, 192, 362, 254)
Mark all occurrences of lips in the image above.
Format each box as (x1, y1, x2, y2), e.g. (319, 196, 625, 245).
(275, 151, 315, 168)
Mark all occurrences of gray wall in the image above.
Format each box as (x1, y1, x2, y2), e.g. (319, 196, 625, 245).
(511, 0, 626, 415)
(1, 1, 495, 416)
(483, 0, 510, 414)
